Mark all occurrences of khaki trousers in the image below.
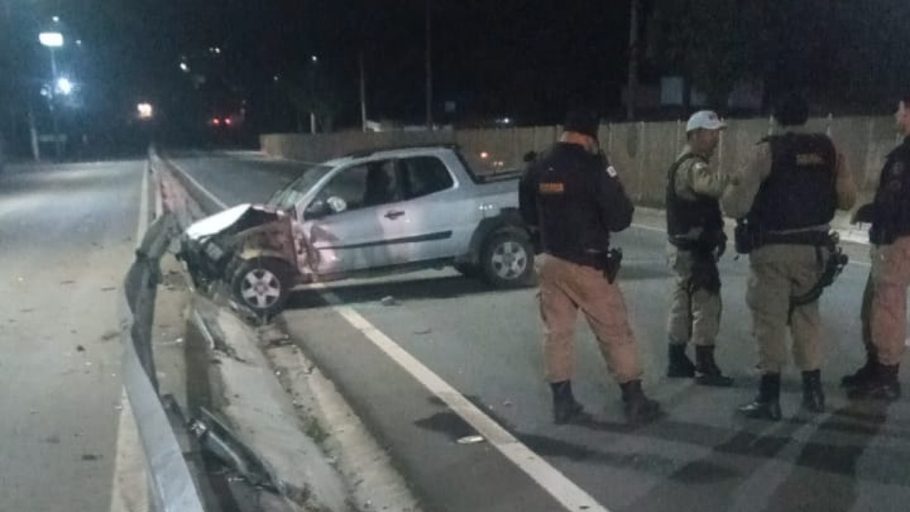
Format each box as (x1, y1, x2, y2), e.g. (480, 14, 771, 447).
(537, 254, 643, 384)
(868, 236, 910, 366)
(667, 247, 722, 346)
(746, 245, 826, 373)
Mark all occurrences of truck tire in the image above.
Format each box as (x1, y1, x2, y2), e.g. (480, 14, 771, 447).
(480, 232, 536, 288)
(230, 257, 292, 317)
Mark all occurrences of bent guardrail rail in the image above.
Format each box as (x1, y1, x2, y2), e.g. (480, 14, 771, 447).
(120, 155, 206, 511)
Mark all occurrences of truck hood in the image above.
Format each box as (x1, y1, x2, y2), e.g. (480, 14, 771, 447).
(184, 203, 288, 241)
(185, 204, 254, 240)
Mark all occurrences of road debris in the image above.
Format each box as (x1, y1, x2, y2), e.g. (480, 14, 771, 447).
(44, 435, 60, 444)
(502, 400, 514, 407)
(59, 280, 76, 285)
(20, 308, 34, 313)
(413, 328, 432, 335)
(100, 330, 119, 341)
(100, 286, 116, 292)
(380, 296, 400, 306)
(81, 454, 101, 461)
(456, 435, 485, 445)
(76, 345, 86, 352)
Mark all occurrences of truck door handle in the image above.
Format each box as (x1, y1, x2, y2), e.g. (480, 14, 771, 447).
(384, 210, 405, 220)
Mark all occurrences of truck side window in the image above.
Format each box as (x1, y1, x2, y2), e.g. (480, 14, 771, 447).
(315, 159, 399, 215)
(400, 157, 454, 199)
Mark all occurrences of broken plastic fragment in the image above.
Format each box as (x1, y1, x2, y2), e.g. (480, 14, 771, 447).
(380, 296, 399, 306)
(456, 435, 485, 445)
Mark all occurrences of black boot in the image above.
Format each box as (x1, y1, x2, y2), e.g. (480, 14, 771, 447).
(620, 380, 662, 424)
(841, 352, 877, 389)
(737, 373, 782, 420)
(550, 381, 586, 424)
(847, 363, 902, 401)
(667, 343, 696, 378)
(694, 345, 734, 387)
(801, 370, 825, 413)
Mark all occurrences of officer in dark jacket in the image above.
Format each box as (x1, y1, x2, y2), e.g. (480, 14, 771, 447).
(722, 93, 856, 420)
(843, 93, 910, 401)
(519, 108, 661, 424)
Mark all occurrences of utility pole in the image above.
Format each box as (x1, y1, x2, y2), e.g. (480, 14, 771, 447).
(359, 50, 368, 132)
(626, 0, 640, 121)
(49, 47, 61, 158)
(424, 0, 433, 129)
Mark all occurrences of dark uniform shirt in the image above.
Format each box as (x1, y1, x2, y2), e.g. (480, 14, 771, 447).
(519, 142, 633, 268)
(870, 136, 910, 245)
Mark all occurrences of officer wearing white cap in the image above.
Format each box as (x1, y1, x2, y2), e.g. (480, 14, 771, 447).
(665, 110, 733, 386)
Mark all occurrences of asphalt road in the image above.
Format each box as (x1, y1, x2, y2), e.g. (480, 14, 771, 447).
(171, 151, 910, 512)
(0, 160, 143, 511)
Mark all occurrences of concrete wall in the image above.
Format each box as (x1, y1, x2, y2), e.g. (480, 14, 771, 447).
(261, 115, 901, 206)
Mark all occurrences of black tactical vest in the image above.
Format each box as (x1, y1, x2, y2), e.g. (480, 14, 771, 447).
(747, 133, 837, 232)
(666, 154, 724, 238)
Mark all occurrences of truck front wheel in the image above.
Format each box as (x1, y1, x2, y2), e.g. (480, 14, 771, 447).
(230, 257, 292, 317)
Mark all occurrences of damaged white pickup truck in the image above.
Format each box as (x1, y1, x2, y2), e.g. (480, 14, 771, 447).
(180, 145, 536, 316)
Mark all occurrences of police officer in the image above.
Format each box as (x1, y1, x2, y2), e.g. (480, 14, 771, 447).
(722, 93, 856, 419)
(842, 93, 910, 401)
(665, 111, 733, 386)
(519, 108, 661, 424)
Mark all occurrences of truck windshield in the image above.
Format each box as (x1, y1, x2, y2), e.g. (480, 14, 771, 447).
(267, 164, 334, 210)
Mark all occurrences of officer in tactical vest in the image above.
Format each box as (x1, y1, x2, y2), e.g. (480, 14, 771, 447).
(665, 111, 734, 386)
(519, 108, 662, 425)
(842, 93, 910, 401)
(722, 93, 856, 420)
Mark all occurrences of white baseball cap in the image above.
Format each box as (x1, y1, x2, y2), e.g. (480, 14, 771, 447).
(686, 110, 727, 132)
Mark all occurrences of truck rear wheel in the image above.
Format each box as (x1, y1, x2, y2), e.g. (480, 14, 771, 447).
(480, 232, 536, 288)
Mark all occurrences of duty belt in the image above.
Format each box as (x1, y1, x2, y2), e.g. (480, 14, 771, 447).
(757, 230, 831, 247)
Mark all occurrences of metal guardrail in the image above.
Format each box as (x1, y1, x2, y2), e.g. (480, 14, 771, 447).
(120, 153, 207, 511)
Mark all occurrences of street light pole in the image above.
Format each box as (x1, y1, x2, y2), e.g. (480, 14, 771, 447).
(309, 55, 318, 134)
(359, 50, 368, 132)
(424, 0, 433, 130)
(39, 29, 64, 159)
(626, 0, 640, 121)
(48, 46, 62, 159)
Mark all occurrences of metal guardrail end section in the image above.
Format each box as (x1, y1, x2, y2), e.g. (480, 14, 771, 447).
(121, 210, 207, 512)
(188, 407, 279, 492)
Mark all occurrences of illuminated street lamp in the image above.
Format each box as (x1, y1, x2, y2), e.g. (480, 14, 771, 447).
(55, 77, 74, 95)
(39, 31, 64, 48)
(137, 102, 154, 120)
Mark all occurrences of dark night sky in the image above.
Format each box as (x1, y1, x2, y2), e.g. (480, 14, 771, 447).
(2, 0, 908, 152)
(19, 0, 635, 129)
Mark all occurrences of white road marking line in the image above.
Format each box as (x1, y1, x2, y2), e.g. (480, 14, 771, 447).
(631, 222, 664, 233)
(110, 164, 152, 512)
(316, 284, 610, 512)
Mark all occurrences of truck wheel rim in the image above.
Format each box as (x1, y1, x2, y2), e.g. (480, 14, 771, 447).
(240, 268, 281, 309)
(491, 241, 527, 279)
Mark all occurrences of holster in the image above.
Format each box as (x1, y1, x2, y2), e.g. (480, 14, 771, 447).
(603, 248, 623, 284)
(688, 253, 721, 295)
(734, 221, 756, 254)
